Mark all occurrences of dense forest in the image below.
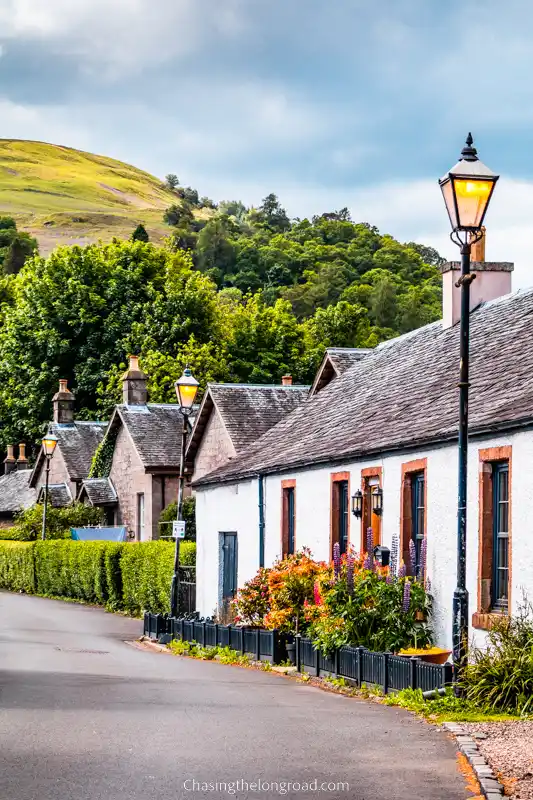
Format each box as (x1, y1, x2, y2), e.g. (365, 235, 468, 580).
(0, 190, 444, 447)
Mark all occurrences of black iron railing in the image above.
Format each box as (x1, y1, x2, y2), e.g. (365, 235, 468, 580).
(143, 613, 453, 693)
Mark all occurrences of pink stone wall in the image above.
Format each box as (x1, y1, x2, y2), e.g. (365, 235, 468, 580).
(33, 447, 77, 500)
(109, 425, 151, 540)
(193, 409, 236, 482)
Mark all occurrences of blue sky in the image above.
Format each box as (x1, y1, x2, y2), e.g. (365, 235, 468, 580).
(1, 0, 532, 285)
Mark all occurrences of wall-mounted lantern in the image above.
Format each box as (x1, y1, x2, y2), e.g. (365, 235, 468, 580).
(351, 489, 363, 518)
(371, 486, 383, 516)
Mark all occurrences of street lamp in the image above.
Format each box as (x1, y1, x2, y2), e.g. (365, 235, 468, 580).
(41, 434, 58, 540)
(170, 366, 199, 618)
(439, 134, 498, 687)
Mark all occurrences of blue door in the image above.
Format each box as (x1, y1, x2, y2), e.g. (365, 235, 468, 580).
(222, 533, 238, 601)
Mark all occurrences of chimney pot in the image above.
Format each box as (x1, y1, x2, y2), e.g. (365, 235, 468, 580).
(4, 444, 16, 475)
(282, 375, 293, 386)
(122, 355, 148, 405)
(52, 379, 75, 424)
(16, 442, 30, 470)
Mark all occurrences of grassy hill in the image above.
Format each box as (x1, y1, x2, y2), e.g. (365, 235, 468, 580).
(0, 139, 179, 254)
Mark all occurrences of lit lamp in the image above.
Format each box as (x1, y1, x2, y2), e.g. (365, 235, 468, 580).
(439, 134, 499, 692)
(170, 366, 199, 619)
(351, 489, 363, 518)
(371, 486, 383, 517)
(41, 434, 58, 540)
(175, 366, 199, 415)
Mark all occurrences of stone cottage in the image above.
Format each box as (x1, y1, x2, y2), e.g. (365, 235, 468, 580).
(186, 378, 310, 482)
(82, 357, 191, 540)
(29, 381, 106, 506)
(193, 254, 532, 651)
(0, 445, 37, 527)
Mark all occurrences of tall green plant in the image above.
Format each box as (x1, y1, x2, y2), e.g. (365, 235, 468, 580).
(463, 600, 533, 715)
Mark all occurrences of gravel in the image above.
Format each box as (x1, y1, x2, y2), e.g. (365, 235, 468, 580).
(462, 722, 533, 799)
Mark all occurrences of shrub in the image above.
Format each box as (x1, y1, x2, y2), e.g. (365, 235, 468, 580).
(34, 541, 112, 603)
(307, 549, 432, 654)
(463, 600, 533, 715)
(14, 503, 105, 541)
(232, 567, 271, 626)
(0, 541, 35, 592)
(264, 549, 325, 634)
(121, 541, 196, 616)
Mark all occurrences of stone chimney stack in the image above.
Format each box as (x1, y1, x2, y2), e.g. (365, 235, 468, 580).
(122, 355, 148, 406)
(53, 379, 75, 424)
(282, 375, 293, 386)
(3, 445, 16, 475)
(16, 443, 30, 470)
(441, 230, 514, 328)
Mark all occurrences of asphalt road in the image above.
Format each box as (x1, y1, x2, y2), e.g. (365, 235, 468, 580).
(0, 592, 469, 800)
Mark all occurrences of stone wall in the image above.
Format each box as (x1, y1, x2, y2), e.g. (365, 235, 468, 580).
(193, 409, 236, 482)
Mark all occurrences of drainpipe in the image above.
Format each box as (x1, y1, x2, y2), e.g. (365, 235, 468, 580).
(258, 475, 265, 568)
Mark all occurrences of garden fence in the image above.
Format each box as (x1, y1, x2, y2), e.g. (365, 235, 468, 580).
(143, 613, 453, 694)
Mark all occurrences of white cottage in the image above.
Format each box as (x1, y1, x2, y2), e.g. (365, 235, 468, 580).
(194, 257, 532, 650)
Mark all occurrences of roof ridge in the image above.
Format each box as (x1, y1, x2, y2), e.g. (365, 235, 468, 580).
(209, 383, 310, 390)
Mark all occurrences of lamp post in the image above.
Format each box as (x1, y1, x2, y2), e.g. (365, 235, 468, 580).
(439, 134, 499, 687)
(41, 434, 58, 540)
(170, 366, 199, 619)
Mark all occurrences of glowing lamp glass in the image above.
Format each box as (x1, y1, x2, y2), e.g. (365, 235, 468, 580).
(42, 435, 58, 457)
(175, 367, 199, 411)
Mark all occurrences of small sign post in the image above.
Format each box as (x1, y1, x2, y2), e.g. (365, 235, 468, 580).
(172, 520, 186, 540)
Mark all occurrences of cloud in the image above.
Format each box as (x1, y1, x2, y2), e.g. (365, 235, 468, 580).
(0, 0, 248, 76)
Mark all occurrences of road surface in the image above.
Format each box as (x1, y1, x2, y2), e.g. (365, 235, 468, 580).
(0, 592, 469, 800)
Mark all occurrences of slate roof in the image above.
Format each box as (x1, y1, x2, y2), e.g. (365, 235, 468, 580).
(38, 483, 73, 507)
(30, 421, 107, 487)
(112, 404, 192, 470)
(185, 383, 310, 469)
(310, 348, 372, 396)
(0, 470, 37, 515)
(78, 478, 117, 505)
(195, 288, 533, 486)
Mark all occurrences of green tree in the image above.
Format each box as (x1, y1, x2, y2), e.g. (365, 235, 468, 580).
(2, 233, 38, 275)
(131, 223, 149, 243)
(165, 174, 180, 190)
(163, 203, 194, 228)
(196, 217, 236, 279)
(369, 275, 398, 329)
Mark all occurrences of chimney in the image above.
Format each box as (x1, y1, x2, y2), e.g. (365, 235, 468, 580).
(16, 443, 30, 470)
(122, 355, 148, 405)
(3, 445, 16, 475)
(52, 379, 75, 424)
(282, 375, 293, 386)
(441, 230, 514, 328)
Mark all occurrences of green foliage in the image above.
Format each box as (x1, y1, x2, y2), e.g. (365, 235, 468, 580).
(0, 539, 195, 614)
(0, 541, 35, 592)
(12, 502, 105, 541)
(462, 601, 533, 716)
(131, 223, 149, 242)
(165, 174, 180, 191)
(158, 497, 196, 541)
(168, 639, 251, 665)
(0, 217, 38, 275)
(308, 560, 432, 654)
(89, 426, 119, 478)
(383, 687, 518, 722)
(120, 541, 195, 615)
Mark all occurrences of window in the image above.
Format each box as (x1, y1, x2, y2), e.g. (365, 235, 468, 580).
(331, 473, 350, 557)
(400, 459, 427, 576)
(492, 462, 509, 610)
(281, 480, 296, 556)
(137, 493, 145, 541)
(475, 447, 512, 629)
(411, 472, 425, 574)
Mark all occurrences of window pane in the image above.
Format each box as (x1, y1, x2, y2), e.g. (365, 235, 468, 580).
(491, 462, 510, 609)
(498, 469, 508, 502)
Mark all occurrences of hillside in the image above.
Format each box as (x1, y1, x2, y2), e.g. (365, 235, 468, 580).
(0, 139, 178, 253)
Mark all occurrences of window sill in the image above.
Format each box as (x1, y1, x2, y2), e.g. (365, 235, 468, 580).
(472, 611, 508, 630)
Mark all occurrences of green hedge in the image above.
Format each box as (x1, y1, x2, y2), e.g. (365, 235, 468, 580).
(0, 540, 196, 615)
(0, 542, 35, 592)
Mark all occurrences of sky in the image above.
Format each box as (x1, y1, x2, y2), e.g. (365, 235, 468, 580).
(1, 0, 533, 285)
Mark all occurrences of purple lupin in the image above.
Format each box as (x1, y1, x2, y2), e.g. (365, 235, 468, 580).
(408, 539, 416, 575)
(418, 537, 427, 582)
(390, 534, 399, 578)
(402, 580, 411, 612)
(366, 527, 375, 571)
(333, 542, 341, 580)
(347, 550, 355, 594)
(398, 562, 407, 579)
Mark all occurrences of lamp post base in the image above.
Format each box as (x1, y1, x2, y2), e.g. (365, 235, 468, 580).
(452, 587, 469, 695)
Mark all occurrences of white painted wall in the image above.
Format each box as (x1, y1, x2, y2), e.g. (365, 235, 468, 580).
(196, 429, 533, 648)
